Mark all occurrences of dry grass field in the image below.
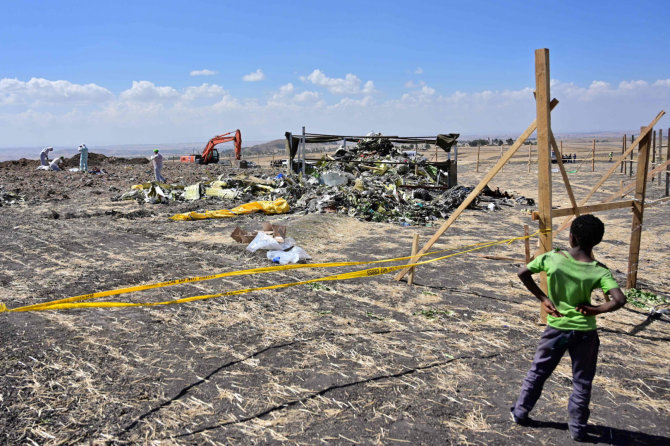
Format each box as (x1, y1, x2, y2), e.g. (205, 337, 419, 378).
(0, 139, 668, 445)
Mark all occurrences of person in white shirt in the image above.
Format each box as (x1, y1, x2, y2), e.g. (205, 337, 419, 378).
(78, 144, 89, 172)
(151, 149, 166, 183)
(49, 156, 65, 171)
(40, 147, 54, 166)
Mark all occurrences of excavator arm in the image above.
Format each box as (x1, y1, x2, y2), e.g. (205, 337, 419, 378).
(201, 129, 242, 163)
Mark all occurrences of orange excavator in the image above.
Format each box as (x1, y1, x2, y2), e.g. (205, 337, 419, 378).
(180, 129, 242, 164)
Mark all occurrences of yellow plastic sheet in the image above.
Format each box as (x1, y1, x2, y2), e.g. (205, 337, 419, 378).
(169, 198, 290, 221)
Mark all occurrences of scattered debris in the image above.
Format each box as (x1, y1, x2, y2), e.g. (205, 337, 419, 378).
(232, 222, 287, 244)
(0, 186, 24, 206)
(109, 137, 534, 225)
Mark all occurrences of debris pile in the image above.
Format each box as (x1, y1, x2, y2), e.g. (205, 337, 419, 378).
(110, 135, 535, 225)
(0, 186, 24, 206)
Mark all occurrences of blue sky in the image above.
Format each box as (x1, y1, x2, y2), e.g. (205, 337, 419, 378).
(1, 0, 669, 147)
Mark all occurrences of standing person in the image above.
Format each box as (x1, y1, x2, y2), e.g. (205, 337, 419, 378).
(572, 153, 577, 163)
(608, 151, 613, 162)
(49, 156, 65, 171)
(78, 144, 89, 172)
(510, 214, 626, 442)
(151, 149, 166, 183)
(40, 147, 54, 166)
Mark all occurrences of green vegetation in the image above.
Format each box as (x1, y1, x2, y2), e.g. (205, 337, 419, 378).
(414, 308, 455, 319)
(625, 288, 668, 310)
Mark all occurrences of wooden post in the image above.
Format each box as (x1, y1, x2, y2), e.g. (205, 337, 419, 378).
(627, 127, 652, 288)
(524, 224, 531, 263)
(535, 49, 553, 324)
(659, 128, 663, 184)
(555, 111, 665, 234)
(623, 135, 627, 173)
(393, 98, 559, 282)
(630, 134, 635, 177)
(592, 139, 596, 172)
(408, 233, 420, 286)
(476, 144, 481, 173)
(651, 129, 656, 183)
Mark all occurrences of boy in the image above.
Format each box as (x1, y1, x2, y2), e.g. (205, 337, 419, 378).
(511, 214, 626, 441)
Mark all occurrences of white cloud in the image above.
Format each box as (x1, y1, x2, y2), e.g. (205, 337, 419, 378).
(3, 75, 670, 148)
(119, 81, 180, 103)
(301, 69, 376, 95)
(405, 80, 427, 89)
(0, 77, 112, 106)
(242, 69, 265, 82)
(414, 67, 424, 75)
(190, 69, 217, 76)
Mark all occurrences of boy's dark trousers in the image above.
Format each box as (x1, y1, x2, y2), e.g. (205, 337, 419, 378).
(512, 326, 600, 436)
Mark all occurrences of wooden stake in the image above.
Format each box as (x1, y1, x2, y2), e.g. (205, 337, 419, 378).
(524, 224, 531, 263)
(408, 233, 419, 286)
(551, 132, 579, 217)
(555, 111, 666, 233)
(651, 129, 656, 182)
(621, 134, 626, 174)
(476, 144, 480, 173)
(659, 128, 664, 184)
(592, 139, 596, 172)
(393, 98, 559, 282)
(620, 180, 624, 199)
(627, 126, 652, 289)
(535, 48, 553, 325)
(630, 134, 635, 177)
(602, 159, 670, 203)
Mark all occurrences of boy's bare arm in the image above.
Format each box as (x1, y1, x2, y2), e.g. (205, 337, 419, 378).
(576, 288, 626, 316)
(517, 266, 563, 318)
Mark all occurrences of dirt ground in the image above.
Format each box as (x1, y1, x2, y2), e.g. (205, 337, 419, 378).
(0, 144, 668, 445)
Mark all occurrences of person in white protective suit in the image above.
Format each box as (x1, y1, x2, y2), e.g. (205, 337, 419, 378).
(151, 148, 166, 183)
(40, 147, 54, 166)
(78, 144, 89, 172)
(49, 156, 65, 171)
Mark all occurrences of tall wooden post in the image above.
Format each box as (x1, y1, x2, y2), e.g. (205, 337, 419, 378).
(592, 139, 596, 172)
(658, 129, 663, 184)
(535, 49, 553, 324)
(651, 130, 656, 183)
(626, 126, 652, 289)
(621, 133, 626, 175)
(629, 135, 635, 177)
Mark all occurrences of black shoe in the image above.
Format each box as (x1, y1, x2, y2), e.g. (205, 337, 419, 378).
(569, 428, 587, 442)
(510, 409, 531, 426)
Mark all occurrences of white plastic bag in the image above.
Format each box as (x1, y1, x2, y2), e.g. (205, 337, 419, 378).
(246, 232, 294, 253)
(266, 246, 311, 264)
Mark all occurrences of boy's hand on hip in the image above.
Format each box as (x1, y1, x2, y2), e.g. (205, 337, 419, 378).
(576, 304, 603, 316)
(541, 298, 563, 317)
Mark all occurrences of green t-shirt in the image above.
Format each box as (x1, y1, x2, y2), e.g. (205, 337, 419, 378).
(527, 249, 620, 331)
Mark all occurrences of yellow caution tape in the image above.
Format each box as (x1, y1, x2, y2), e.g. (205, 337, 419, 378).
(169, 198, 290, 221)
(1, 230, 546, 313)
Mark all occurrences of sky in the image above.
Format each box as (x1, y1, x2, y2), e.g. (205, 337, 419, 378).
(1, 0, 670, 148)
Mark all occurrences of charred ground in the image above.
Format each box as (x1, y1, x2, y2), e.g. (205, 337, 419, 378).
(0, 154, 668, 445)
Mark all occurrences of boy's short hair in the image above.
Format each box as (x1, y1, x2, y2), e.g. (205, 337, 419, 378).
(570, 214, 604, 249)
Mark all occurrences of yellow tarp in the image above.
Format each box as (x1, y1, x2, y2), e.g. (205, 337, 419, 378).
(169, 198, 290, 221)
